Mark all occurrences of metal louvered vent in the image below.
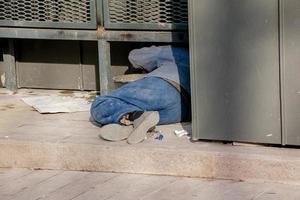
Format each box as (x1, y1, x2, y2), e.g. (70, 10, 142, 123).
(104, 0, 188, 30)
(0, 0, 96, 29)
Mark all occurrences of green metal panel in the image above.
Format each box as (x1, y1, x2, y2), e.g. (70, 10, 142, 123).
(189, 0, 281, 144)
(96, 0, 104, 26)
(0, 0, 97, 29)
(3, 40, 17, 91)
(0, 28, 98, 41)
(281, 0, 300, 145)
(103, 0, 188, 30)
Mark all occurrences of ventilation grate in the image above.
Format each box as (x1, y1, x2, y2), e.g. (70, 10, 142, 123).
(105, 0, 188, 30)
(0, 0, 95, 28)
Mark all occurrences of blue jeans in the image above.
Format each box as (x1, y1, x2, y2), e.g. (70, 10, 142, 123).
(91, 77, 190, 125)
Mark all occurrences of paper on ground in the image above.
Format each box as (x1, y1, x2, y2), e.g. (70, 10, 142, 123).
(21, 96, 91, 114)
(174, 129, 190, 137)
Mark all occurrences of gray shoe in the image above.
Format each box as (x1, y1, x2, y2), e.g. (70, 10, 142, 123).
(99, 124, 134, 142)
(127, 111, 160, 144)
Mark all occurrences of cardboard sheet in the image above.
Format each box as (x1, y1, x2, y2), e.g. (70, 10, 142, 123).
(21, 96, 91, 114)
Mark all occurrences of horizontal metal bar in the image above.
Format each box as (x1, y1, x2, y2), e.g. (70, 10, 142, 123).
(0, 28, 188, 43)
(97, 30, 189, 43)
(0, 21, 97, 30)
(104, 22, 188, 31)
(0, 28, 98, 41)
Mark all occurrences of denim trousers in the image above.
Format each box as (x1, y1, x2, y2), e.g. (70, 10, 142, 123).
(91, 77, 190, 125)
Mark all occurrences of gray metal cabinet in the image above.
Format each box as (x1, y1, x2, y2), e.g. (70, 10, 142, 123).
(281, 0, 300, 145)
(189, 0, 282, 144)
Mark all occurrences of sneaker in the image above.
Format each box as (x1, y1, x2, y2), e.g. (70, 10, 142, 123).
(99, 124, 134, 142)
(127, 111, 160, 144)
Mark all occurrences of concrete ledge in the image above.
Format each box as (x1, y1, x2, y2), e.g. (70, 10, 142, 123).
(1, 89, 300, 185)
(1, 139, 300, 185)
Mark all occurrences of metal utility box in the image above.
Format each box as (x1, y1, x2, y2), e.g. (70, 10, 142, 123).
(0, 0, 97, 29)
(103, 0, 188, 30)
(189, 0, 282, 144)
(281, 0, 300, 145)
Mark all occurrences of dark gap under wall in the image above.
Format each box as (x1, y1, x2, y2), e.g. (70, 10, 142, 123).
(0, 39, 188, 91)
(14, 40, 144, 91)
(16, 39, 99, 91)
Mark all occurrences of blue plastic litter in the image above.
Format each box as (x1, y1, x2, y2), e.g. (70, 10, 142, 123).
(155, 133, 164, 141)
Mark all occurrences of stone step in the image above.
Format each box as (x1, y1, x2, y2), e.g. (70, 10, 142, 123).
(1, 88, 300, 185)
(1, 136, 300, 185)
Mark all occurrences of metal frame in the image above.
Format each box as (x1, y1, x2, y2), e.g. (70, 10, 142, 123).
(0, 28, 188, 42)
(279, 0, 300, 146)
(0, 0, 98, 30)
(280, 0, 287, 146)
(97, 30, 188, 94)
(0, 27, 188, 94)
(102, 0, 188, 30)
(98, 40, 112, 95)
(2, 39, 17, 91)
(0, 28, 98, 41)
(98, 30, 188, 42)
(0, 0, 188, 93)
(96, 0, 104, 26)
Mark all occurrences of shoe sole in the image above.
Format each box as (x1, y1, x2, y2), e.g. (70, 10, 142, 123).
(99, 124, 134, 141)
(127, 111, 160, 144)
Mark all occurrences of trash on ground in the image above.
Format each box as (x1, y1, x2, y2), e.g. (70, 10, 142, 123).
(155, 132, 164, 141)
(120, 114, 133, 126)
(21, 96, 91, 114)
(147, 129, 160, 139)
(232, 142, 265, 147)
(174, 129, 190, 137)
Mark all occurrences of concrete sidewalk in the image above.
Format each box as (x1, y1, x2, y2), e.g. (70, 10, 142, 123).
(1, 168, 300, 200)
(1, 89, 300, 184)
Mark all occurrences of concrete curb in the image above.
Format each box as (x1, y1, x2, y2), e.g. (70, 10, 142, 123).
(1, 140, 300, 184)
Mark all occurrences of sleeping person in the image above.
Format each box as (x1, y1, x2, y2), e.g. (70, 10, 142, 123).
(91, 45, 190, 144)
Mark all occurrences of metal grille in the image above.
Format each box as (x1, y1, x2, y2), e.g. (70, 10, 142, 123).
(0, 0, 96, 29)
(104, 0, 188, 30)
